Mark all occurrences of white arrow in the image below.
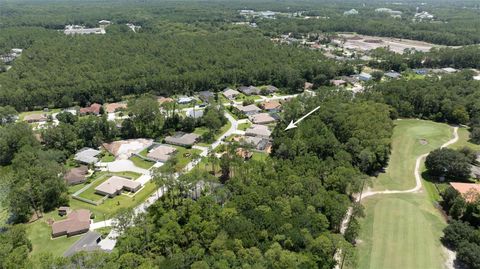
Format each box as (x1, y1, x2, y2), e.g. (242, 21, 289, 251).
(285, 106, 321, 130)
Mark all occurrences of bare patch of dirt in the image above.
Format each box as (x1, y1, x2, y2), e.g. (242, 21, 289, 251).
(419, 139, 428, 145)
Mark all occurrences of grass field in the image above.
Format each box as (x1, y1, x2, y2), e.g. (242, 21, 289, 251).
(357, 119, 454, 269)
(357, 193, 448, 269)
(449, 126, 480, 151)
(129, 155, 154, 169)
(373, 119, 452, 191)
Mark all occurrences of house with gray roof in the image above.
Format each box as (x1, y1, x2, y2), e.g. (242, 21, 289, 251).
(245, 124, 271, 138)
(95, 176, 141, 197)
(165, 132, 200, 147)
(146, 144, 177, 162)
(238, 86, 260, 96)
(198, 91, 215, 102)
(74, 148, 101, 165)
(187, 109, 204, 119)
(238, 104, 261, 116)
(384, 71, 401, 79)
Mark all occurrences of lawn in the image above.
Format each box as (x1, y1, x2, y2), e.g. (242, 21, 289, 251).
(100, 152, 115, 162)
(449, 126, 480, 151)
(174, 147, 202, 171)
(130, 155, 154, 169)
(356, 119, 455, 269)
(373, 119, 452, 191)
(238, 122, 251, 131)
(77, 171, 142, 201)
(25, 211, 80, 257)
(357, 193, 448, 269)
(19, 108, 61, 121)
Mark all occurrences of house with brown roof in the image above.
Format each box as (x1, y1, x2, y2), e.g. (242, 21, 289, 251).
(105, 103, 127, 113)
(51, 209, 91, 238)
(450, 182, 480, 202)
(79, 103, 102, 115)
(146, 144, 177, 162)
(330, 79, 347, 87)
(238, 86, 260, 96)
(157, 96, 174, 105)
(236, 148, 253, 160)
(24, 113, 48, 123)
(260, 100, 281, 112)
(95, 176, 141, 197)
(249, 113, 276, 124)
(64, 166, 89, 185)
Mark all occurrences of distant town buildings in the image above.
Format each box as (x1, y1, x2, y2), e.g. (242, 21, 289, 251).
(64, 25, 106, 35)
(343, 9, 359, 16)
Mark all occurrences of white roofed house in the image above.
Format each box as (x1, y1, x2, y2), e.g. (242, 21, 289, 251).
(74, 148, 101, 165)
(177, 96, 194, 104)
(146, 144, 177, 162)
(95, 176, 141, 197)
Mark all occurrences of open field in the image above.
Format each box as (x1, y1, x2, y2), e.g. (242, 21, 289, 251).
(449, 126, 480, 151)
(373, 119, 452, 191)
(336, 33, 442, 54)
(357, 119, 454, 269)
(129, 155, 154, 169)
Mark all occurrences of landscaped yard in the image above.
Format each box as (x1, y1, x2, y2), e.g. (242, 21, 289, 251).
(449, 126, 480, 151)
(100, 152, 115, 162)
(25, 211, 81, 257)
(173, 147, 202, 171)
(77, 171, 142, 201)
(356, 119, 455, 269)
(19, 108, 61, 121)
(373, 119, 452, 191)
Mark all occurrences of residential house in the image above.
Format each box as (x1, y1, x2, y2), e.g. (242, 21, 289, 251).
(263, 85, 278, 94)
(146, 145, 177, 162)
(80, 103, 102, 115)
(177, 96, 194, 104)
(238, 104, 261, 116)
(64, 165, 89, 185)
(238, 86, 260, 96)
(98, 20, 111, 26)
(260, 100, 281, 112)
(74, 148, 101, 165)
(359, 73, 372, 81)
(442, 67, 458, 74)
(95, 176, 142, 197)
(51, 209, 91, 238)
(449, 182, 480, 203)
(304, 82, 313, 90)
(102, 139, 153, 158)
(250, 113, 276, 124)
(245, 124, 271, 138)
(157, 96, 174, 105)
(187, 109, 204, 119)
(105, 103, 127, 113)
(384, 71, 401, 79)
(330, 79, 347, 87)
(24, 113, 48, 123)
(198, 91, 215, 103)
(344, 9, 359, 16)
(243, 136, 270, 151)
(414, 69, 428, 75)
(63, 231, 101, 257)
(165, 132, 200, 147)
(223, 88, 240, 100)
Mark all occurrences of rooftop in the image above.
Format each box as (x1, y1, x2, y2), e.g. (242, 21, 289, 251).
(146, 145, 177, 162)
(250, 113, 276, 124)
(238, 104, 261, 113)
(105, 103, 127, 113)
(51, 209, 91, 237)
(74, 148, 101, 164)
(95, 176, 141, 196)
(450, 182, 480, 202)
(64, 166, 89, 185)
(245, 124, 271, 137)
(102, 139, 153, 158)
(260, 100, 281, 110)
(165, 132, 200, 147)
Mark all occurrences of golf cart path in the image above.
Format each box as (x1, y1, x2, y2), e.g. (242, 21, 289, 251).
(361, 126, 458, 199)
(335, 126, 458, 269)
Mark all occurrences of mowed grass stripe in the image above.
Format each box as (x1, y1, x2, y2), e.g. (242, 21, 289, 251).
(367, 197, 443, 269)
